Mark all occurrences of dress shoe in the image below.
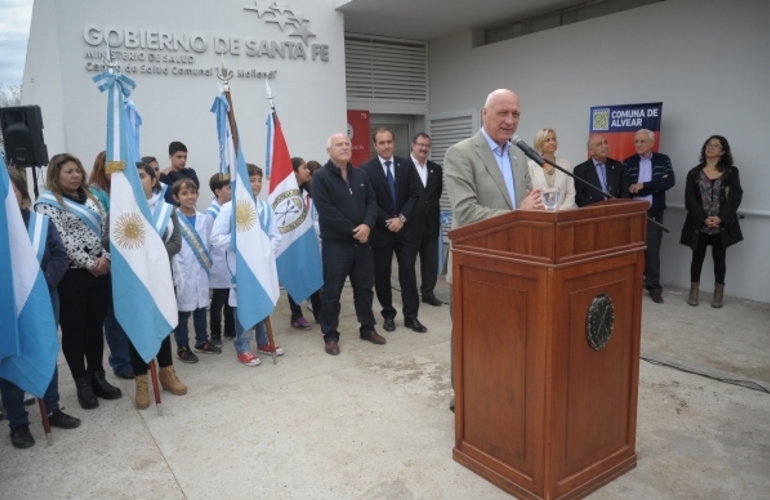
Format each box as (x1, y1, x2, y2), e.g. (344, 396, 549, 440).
(324, 339, 340, 356)
(405, 318, 428, 333)
(422, 295, 442, 307)
(116, 370, 135, 380)
(91, 370, 122, 400)
(47, 409, 81, 429)
(651, 294, 664, 304)
(383, 318, 396, 332)
(75, 375, 99, 409)
(360, 330, 387, 345)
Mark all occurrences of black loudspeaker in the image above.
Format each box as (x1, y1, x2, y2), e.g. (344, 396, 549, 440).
(0, 105, 49, 167)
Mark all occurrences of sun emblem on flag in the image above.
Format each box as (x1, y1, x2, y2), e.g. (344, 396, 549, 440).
(114, 212, 145, 249)
(235, 199, 258, 232)
(272, 188, 307, 234)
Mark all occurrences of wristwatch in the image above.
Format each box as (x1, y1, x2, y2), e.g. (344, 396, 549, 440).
(399, 214, 407, 223)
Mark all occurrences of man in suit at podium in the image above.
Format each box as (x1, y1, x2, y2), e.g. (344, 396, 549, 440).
(444, 88, 544, 410)
(407, 133, 444, 307)
(573, 134, 629, 207)
(360, 128, 426, 334)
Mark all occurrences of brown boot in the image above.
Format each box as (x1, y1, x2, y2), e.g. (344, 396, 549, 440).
(135, 375, 150, 410)
(688, 282, 699, 306)
(712, 283, 724, 308)
(159, 366, 187, 395)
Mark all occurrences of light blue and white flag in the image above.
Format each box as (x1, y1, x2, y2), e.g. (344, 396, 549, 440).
(0, 156, 59, 397)
(125, 98, 142, 161)
(211, 93, 279, 329)
(266, 111, 323, 303)
(93, 70, 177, 363)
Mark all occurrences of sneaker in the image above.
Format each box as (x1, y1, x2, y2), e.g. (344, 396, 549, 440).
(194, 340, 222, 354)
(47, 409, 81, 429)
(291, 317, 312, 330)
(177, 345, 199, 363)
(209, 335, 223, 348)
(257, 344, 285, 356)
(10, 424, 35, 449)
(237, 351, 261, 367)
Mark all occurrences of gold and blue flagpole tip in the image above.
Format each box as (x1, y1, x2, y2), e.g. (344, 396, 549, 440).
(106, 161, 126, 174)
(219, 173, 230, 181)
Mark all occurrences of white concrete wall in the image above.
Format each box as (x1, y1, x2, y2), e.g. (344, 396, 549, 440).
(428, 0, 770, 303)
(22, 0, 347, 196)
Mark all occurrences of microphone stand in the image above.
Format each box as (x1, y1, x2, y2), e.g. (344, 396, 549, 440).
(512, 136, 669, 233)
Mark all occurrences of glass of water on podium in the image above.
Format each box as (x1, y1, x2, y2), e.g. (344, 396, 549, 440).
(541, 187, 560, 210)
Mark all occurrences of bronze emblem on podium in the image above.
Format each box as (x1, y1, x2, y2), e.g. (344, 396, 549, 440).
(586, 293, 614, 350)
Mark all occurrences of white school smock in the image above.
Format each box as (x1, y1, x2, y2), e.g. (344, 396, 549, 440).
(173, 209, 212, 312)
(206, 200, 231, 289)
(209, 198, 280, 309)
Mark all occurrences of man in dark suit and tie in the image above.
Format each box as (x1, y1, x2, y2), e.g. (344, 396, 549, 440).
(360, 128, 426, 333)
(573, 134, 629, 207)
(407, 133, 444, 307)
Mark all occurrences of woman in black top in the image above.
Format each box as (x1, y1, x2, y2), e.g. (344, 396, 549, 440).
(680, 136, 743, 308)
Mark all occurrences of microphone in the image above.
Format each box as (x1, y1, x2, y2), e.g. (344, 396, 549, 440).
(510, 135, 670, 233)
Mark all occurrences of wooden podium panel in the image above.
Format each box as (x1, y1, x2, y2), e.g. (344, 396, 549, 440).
(450, 200, 647, 500)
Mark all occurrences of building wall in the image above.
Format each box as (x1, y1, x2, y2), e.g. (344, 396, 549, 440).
(429, 0, 770, 302)
(22, 0, 347, 194)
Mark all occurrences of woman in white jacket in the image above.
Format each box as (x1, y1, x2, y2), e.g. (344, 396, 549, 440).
(526, 128, 577, 211)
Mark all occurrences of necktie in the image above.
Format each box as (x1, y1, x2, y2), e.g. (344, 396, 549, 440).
(385, 160, 397, 215)
(597, 163, 608, 193)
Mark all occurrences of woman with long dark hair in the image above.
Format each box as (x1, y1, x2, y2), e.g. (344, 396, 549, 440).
(680, 135, 743, 307)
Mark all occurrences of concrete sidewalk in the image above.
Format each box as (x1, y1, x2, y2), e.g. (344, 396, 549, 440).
(0, 280, 768, 499)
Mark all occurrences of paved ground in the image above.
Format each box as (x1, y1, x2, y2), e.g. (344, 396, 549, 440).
(0, 277, 768, 499)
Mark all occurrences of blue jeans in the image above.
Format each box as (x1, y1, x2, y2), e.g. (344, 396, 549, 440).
(174, 308, 208, 348)
(0, 367, 60, 427)
(103, 301, 133, 375)
(232, 307, 268, 354)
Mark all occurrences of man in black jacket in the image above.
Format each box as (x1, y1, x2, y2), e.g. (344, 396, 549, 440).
(573, 134, 629, 207)
(360, 128, 426, 334)
(407, 133, 444, 307)
(312, 133, 383, 356)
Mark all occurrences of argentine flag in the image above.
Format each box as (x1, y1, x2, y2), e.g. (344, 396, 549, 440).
(0, 157, 59, 397)
(266, 112, 323, 303)
(212, 93, 279, 330)
(93, 70, 177, 362)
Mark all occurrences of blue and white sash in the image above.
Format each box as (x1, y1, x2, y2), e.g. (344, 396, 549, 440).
(159, 182, 170, 202)
(151, 201, 173, 238)
(176, 211, 212, 275)
(206, 200, 221, 220)
(34, 190, 102, 237)
(27, 211, 50, 264)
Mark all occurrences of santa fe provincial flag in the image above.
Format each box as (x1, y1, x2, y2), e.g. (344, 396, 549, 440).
(0, 156, 59, 397)
(93, 70, 177, 362)
(266, 112, 323, 303)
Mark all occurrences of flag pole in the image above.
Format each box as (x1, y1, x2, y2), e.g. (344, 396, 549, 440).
(37, 399, 52, 445)
(216, 60, 278, 365)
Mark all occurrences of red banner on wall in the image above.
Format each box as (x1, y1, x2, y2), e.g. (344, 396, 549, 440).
(347, 110, 370, 167)
(589, 102, 663, 161)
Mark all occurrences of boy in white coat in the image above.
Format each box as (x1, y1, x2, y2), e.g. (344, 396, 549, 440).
(171, 178, 221, 363)
(206, 173, 233, 347)
(210, 164, 283, 367)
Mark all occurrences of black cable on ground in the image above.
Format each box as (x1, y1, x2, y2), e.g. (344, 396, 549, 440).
(641, 356, 770, 394)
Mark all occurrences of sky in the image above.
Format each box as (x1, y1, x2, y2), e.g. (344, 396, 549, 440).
(0, 0, 34, 87)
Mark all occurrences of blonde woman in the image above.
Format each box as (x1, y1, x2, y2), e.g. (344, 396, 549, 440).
(526, 128, 577, 210)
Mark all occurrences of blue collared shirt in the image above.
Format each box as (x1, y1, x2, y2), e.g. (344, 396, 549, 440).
(480, 128, 516, 208)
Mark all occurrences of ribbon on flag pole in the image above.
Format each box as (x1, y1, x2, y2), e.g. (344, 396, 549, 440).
(0, 156, 59, 397)
(92, 69, 177, 363)
(266, 111, 323, 303)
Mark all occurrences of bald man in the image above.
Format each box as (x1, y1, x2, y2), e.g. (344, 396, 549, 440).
(312, 133, 383, 356)
(443, 89, 544, 410)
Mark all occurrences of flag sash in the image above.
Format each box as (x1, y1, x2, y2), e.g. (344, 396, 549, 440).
(152, 200, 173, 237)
(176, 211, 212, 275)
(206, 201, 221, 220)
(34, 191, 102, 237)
(27, 211, 49, 264)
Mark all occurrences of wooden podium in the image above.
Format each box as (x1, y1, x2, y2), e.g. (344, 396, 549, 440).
(449, 200, 648, 500)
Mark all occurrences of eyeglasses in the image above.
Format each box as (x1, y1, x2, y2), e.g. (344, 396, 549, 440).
(706, 143, 722, 150)
(414, 142, 432, 148)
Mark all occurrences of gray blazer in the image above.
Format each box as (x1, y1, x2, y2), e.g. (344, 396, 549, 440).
(444, 130, 532, 282)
